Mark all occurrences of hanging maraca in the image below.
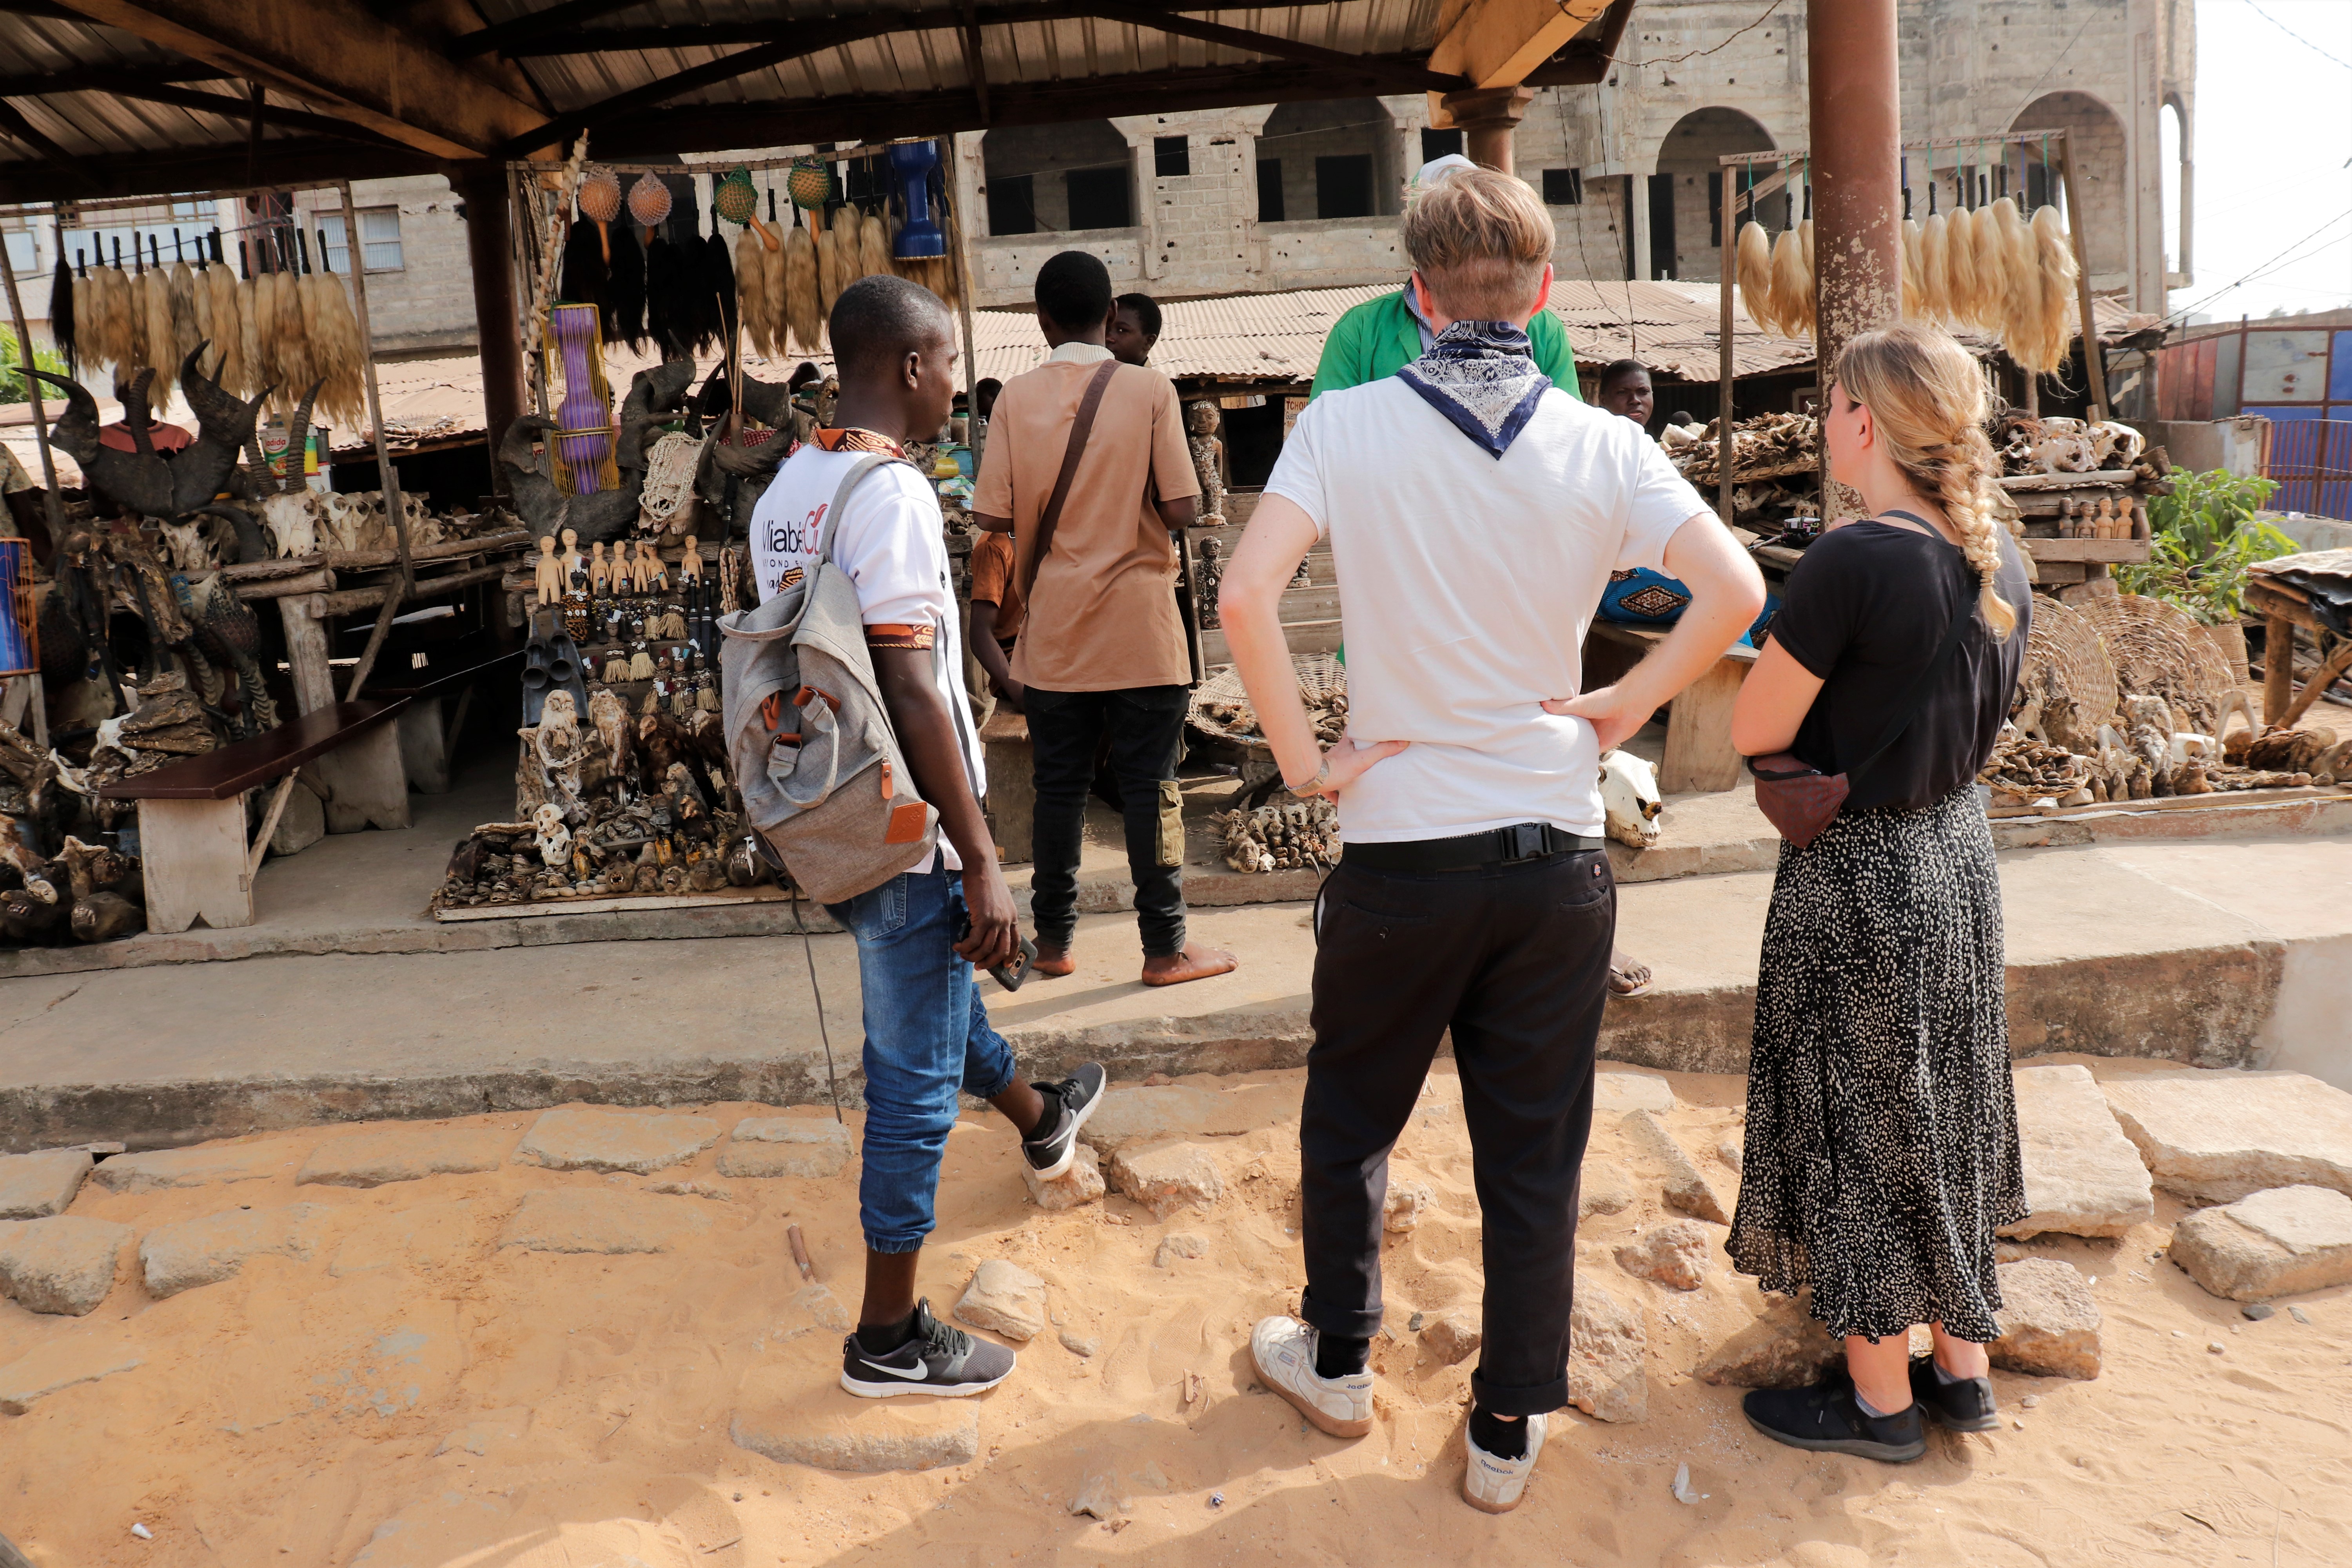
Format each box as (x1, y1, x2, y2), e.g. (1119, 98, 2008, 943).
(578, 166, 622, 262)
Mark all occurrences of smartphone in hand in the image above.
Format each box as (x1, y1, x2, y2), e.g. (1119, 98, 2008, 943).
(955, 910, 1038, 992)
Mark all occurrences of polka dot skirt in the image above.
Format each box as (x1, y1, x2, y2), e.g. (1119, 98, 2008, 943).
(1726, 783, 2028, 1345)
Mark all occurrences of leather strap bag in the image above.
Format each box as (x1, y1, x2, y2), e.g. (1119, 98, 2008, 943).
(1017, 358, 1120, 601)
(1749, 535, 1976, 849)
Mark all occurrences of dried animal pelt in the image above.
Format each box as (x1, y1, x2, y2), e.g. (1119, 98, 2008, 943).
(1736, 221, 1773, 335)
(1215, 796, 1340, 873)
(782, 221, 821, 353)
(167, 261, 202, 382)
(1900, 219, 1925, 320)
(138, 270, 176, 400)
(1992, 198, 2042, 369)
(305, 273, 367, 428)
(205, 265, 246, 396)
(1919, 212, 1950, 325)
(1766, 227, 1807, 339)
(815, 225, 842, 327)
(735, 225, 773, 357)
(2025, 205, 2080, 376)
(1944, 206, 1980, 328)
(1972, 201, 2008, 339)
(859, 212, 892, 287)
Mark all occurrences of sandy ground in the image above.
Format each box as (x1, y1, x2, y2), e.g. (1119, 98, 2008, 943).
(3, 1063, 2348, 1568)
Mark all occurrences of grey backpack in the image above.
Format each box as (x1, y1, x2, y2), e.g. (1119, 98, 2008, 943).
(719, 452, 940, 905)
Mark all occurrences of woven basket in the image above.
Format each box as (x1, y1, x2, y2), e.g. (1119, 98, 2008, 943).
(577, 167, 622, 225)
(1188, 654, 1345, 750)
(2078, 592, 2238, 731)
(2021, 596, 2118, 727)
(626, 172, 673, 229)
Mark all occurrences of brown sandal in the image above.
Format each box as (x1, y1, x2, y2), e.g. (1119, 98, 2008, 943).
(1608, 950, 1653, 999)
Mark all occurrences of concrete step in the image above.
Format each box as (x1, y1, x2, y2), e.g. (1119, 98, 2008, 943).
(3, 832, 2344, 1153)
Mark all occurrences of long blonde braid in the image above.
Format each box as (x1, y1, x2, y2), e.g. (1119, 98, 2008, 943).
(1835, 322, 2017, 639)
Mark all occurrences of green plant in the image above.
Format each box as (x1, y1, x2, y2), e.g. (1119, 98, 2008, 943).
(2118, 466, 2297, 625)
(0, 325, 67, 404)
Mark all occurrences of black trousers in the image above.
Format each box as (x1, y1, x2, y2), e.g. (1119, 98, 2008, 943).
(1025, 684, 1189, 956)
(1298, 848, 1615, 1417)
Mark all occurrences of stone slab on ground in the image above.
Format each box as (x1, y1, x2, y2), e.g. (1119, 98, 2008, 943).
(329, 1201, 481, 1278)
(1615, 1220, 1711, 1291)
(1567, 1279, 1648, 1423)
(731, 1368, 980, 1472)
(140, 1203, 325, 1298)
(1420, 1308, 1481, 1366)
(92, 1140, 309, 1194)
(2002, 1064, 2156, 1239)
(1076, 1084, 1286, 1154)
(296, 1126, 515, 1188)
(1579, 1159, 1635, 1219)
(495, 1189, 714, 1255)
(0, 1149, 92, 1219)
(2169, 1185, 2352, 1302)
(1621, 1109, 1729, 1224)
(717, 1117, 853, 1180)
(2100, 1071, 2352, 1203)
(1021, 1145, 1105, 1210)
(0, 1336, 142, 1414)
(1989, 1258, 2104, 1378)
(1695, 1293, 1845, 1389)
(1105, 1142, 1225, 1220)
(1594, 1071, 1675, 1114)
(953, 1259, 1046, 1341)
(512, 1107, 722, 1175)
(0, 1214, 131, 1315)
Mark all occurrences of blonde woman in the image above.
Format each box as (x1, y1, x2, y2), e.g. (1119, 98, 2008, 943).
(1726, 321, 2031, 1463)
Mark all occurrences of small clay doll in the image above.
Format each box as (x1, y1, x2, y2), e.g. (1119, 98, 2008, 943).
(533, 533, 563, 606)
(561, 526, 586, 588)
(590, 540, 612, 596)
(679, 535, 702, 585)
(646, 542, 671, 594)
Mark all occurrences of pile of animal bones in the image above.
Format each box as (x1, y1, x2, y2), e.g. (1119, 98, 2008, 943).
(1662, 412, 1822, 529)
(0, 720, 150, 947)
(1214, 797, 1340, 873)
(1992, 414, 2166, 480)
(1737, 192, 2083, 373)
(1982, 695, 2346, 808)
(435, 688, 769, 909)
(1192, 690, 1349, 748)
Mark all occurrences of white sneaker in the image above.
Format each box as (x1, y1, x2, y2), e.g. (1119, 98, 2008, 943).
(1461, 1412, 1548, 1514)
(1249, 1316, 1373, 1438)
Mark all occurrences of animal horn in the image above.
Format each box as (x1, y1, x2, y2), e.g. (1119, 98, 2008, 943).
(280, 378, 325, 489)
(27, 370, 102, 462)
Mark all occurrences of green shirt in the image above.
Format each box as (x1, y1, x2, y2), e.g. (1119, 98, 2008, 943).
(1308, 290, 1582, 400)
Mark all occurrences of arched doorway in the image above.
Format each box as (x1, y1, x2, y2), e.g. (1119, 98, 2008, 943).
(1256, 100, 1400, 223)
(2011, 93, 2128, 281)
(982, 120, 1134, 236)
(1651, 107, 1778, 282)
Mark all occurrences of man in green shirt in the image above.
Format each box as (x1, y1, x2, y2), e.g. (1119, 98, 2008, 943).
(1301, 158, 1653, 1000)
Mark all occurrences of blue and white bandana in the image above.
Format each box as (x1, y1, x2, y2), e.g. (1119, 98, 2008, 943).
(1394, 319, 1550, 459)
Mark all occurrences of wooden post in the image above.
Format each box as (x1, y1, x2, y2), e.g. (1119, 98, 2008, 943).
(138, 795, 254, 932)
(943, 140, 984, 474)
(338, 180, 412, 704)
(0, 211, 68, 546)
(2262, 614, 2295, 727)
(1717, 172, 1738, 528)
(278, 595, 336, 714)
(454, 160, 526, 479)
(2054, 131, 2111, 421)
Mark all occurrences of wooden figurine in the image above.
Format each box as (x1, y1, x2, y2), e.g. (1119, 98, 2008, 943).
(561, 526, 585, 586)
(1185, 401, 1227, 526)
(679, 535, 702, 584)
(590, 540, 612, 595)
(534, 534, 563, 606)
(644, 539, 671, 593)
(630, 539, 656, 593)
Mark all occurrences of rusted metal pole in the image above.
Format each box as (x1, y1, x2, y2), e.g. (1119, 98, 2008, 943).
(1807, 0, 1902, 521)
(1718, 173, 1738, 527)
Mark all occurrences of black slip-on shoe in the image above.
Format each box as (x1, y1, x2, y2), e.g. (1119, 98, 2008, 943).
(1742, 1376, 1927, 1463)
(1020, 1062, 1106, 1180)
(1908, 1354, 2001, 1432)
(839, 1299, 1016, 1399)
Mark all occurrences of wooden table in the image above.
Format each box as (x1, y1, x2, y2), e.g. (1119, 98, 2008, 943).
(2249, 579, 2352, 729)
(1583, 621, 1760, 794)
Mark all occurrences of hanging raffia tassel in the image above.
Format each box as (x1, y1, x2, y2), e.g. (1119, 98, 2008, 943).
(1992, 198, 2039, 362)
(759, 225, 788, 358)
(735, 225, 771, 357)
(2030, 205, 2080, 376)
(307, 274, 367, 428)
(243, 273, 274, 395)
(1766, 228, 1806, 339)
(189, 263, 213, 364)
(605, 654, 630, 683)
(641, 689, 663, 717)
(1971, 201, 2006, 339)
(1943, 206, 1979, 327)
(1898, 219, 1924, 319)
(815, 228, 841, 327)
(277, 269, 315, 411)
(206, 265, 244, 394)
(1796, 219, 1815, 337)
(860, 212, 892, 286)
(139, 270, 175, 392)
(1920, 212, 1949, 324)
(782, 222, 820, 353)
(1735, 221, 1772, 333)
(696, 682, 719, 713)
(670, 686, 694, 720)
(628, 647, 657, 681)
(167, 261, 202, 384)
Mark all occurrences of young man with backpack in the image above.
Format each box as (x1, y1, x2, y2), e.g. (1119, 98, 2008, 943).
(744, 274, 1105, 1398)
(1221, 169, 1764, 1512)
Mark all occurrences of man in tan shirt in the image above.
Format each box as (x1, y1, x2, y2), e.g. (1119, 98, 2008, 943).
(974, 251, 1236, 988)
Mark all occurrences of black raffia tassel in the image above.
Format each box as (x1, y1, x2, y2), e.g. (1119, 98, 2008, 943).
(698, 218, 737, 352)
(558, 205, 609, 315)
(645, 233, 688, 358)
(50, 250, 74, 373)
(605, 221, 646, 350)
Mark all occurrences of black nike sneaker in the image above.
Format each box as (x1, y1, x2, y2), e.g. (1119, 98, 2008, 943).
(1020, 1062, 1107, 1180)
(839, 1299, 1016, 1399)
(1742, 1374, 1927, 1463)
(1908, 1353, 2001, 1432)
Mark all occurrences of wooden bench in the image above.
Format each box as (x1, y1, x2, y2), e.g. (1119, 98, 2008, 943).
(374, 648, 522, 795)
(97, 698, 411, 933)
(1583, 621, 1760, 794)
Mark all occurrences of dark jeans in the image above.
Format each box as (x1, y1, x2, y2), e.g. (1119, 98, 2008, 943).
(1025, 683, 1189, 956)
(1298, 848, 1615, 1417)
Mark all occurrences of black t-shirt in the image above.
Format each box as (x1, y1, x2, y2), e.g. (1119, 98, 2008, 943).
(1768, 516, 2033, 813)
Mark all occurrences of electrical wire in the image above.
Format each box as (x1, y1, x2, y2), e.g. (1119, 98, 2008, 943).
(2161, 205, 2352, 325)
(1585, 0, 1789, 69)
(2240, 0, 2352, 72)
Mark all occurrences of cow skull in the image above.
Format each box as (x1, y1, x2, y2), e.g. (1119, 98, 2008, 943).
(1600, 749, 1664, 849)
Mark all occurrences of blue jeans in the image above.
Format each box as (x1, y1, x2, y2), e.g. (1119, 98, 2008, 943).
(825, 865, 1020, 1253)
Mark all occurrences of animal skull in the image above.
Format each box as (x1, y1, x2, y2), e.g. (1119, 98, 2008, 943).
(2086, 421, 2145, 470)
(2029, 417, 2098, 475)
(532, 801, 573, 870)
(260, 490, 320, 559)
(156, 517, 218, 573)
(1599, 749, 1664, 849)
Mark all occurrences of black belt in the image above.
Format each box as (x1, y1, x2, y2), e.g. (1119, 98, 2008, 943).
(1342, 822, 1605, 875)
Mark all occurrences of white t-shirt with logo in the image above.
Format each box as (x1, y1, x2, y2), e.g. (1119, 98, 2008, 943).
(751, 443, 984, 870)
(1265, 380, 1707, 841)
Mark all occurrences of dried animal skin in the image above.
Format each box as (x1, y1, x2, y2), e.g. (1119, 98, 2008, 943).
(276, 268, 313, 410)
(1919, 212, 1950, 324)
(735, 226, 771, 357)
(759, 228, 788, 356)
(306, 274, 367, 429)
(1992, 199, 2040, 368)
(1900, 219, 1925, 319)
(782, 223, 820, 353)
(167, 261, 202, 384)
(815, 229, 841, 327)
(1944, 206, 1980, 327)
(240, 274, 270, 397)
(2029, 205, 2080, 376)
(206, 265, 246, 396)
(1766, 227, 1807, 339)
(1735, 222, 1773, 334)
(860, 212, 892, 287)
(1972, 201, 2007, 340)
(138, 270, 175, 394)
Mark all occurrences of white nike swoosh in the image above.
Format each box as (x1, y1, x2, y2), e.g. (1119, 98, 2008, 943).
(861, 1358, 936, 1380)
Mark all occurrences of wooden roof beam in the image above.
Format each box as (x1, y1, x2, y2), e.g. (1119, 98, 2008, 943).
(491, 0, 1360, 56)
(0, 96, 97, 186)
(46, 0, 553, 159)
(1428, 0, 1619, 89)
(0, 134, 439, 204)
